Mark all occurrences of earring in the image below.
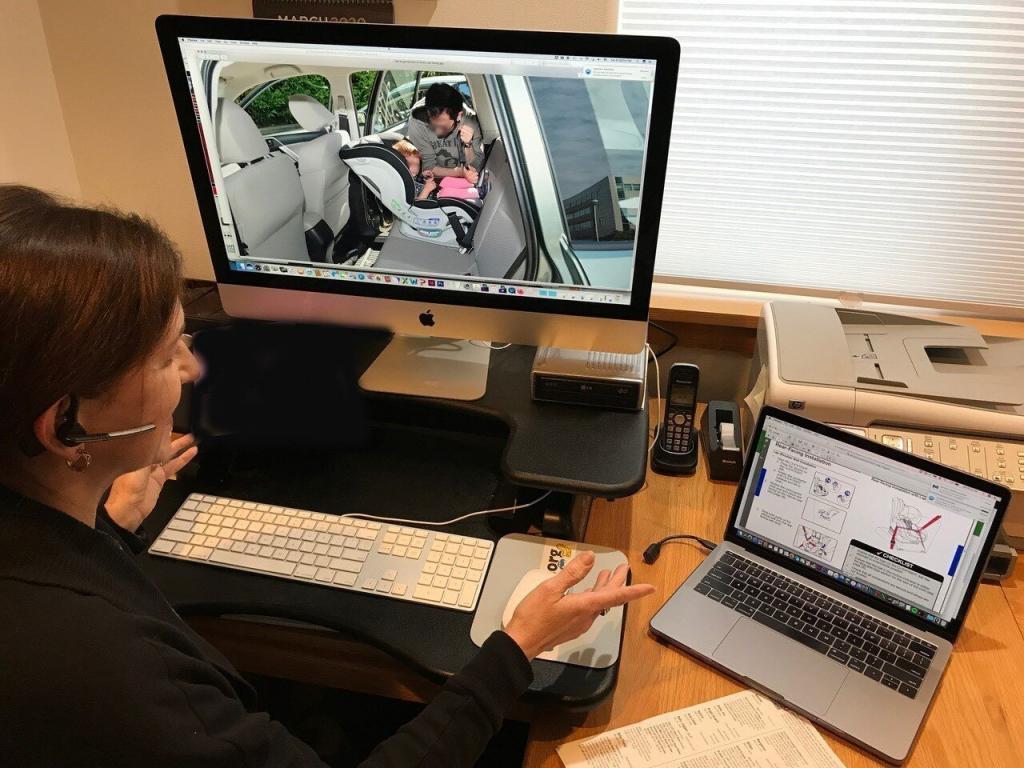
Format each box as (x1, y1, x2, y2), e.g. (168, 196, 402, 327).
(66, 447, 92, 473)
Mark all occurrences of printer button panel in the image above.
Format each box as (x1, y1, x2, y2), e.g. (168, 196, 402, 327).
(863, 426, 1024, 490)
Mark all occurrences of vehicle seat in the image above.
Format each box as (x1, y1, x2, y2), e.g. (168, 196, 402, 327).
(216, 99, 309, 262)
(465, 139, 529, 279)
(287, 95, 352, 247)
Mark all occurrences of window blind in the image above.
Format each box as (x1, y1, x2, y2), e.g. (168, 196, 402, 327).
(619, 1, 1024, 311)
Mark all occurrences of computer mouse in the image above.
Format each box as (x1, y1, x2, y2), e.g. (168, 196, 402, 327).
(501, 568, 554, 630)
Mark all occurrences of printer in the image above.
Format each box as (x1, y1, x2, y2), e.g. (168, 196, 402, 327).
(745, 301, 1024, 547)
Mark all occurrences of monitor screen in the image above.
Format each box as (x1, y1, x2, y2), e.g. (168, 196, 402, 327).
(733, 414, 1003, 630)
(173, 33, 659, 308)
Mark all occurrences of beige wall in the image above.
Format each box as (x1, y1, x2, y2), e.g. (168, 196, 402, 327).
(0, 0, 80, 197)
(23, 0, 617, 279)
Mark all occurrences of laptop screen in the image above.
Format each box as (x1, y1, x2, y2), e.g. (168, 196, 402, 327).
(732, 413, 1003, 630)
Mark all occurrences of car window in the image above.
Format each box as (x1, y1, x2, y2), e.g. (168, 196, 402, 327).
(415, 73, 474, 109)
(526, 77, 651, 247)
(372, 70, 417, 134)
(350, 70, 377, 135)
(238, 75, 331, 137)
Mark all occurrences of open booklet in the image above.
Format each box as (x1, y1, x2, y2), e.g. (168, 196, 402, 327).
(557, 690, 845, 768)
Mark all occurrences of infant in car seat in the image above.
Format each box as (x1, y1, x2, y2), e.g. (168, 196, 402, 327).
(393, 139, 480, 201)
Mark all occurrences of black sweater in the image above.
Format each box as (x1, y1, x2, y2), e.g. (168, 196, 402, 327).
(0, 484, 533, 767)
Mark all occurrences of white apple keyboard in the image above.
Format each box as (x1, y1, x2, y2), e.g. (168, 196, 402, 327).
(149, 494, 494, 611)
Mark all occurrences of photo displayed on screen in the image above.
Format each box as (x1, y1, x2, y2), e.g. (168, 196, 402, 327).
(176, 37, 657, 306)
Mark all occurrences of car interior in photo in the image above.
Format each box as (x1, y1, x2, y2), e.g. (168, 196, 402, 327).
(190, 47, 654, 294)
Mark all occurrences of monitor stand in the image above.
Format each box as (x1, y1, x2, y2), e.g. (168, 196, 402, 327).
(358, 335, 491, 401)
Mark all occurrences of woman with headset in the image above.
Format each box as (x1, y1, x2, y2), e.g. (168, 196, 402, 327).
(0, 185, 654, 767)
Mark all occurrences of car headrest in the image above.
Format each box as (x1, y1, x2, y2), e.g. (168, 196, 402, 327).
(288, 94, 336, 132)
(216, 100, 269, 165)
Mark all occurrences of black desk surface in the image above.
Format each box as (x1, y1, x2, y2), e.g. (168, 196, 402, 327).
(145, 328, 648, 706)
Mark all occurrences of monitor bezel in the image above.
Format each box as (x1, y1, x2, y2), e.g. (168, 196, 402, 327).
(155, 14, 680, 322)
(726, 405, 1010, 643)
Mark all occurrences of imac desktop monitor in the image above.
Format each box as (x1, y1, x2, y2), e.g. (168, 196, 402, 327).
(156, 16, 679, 397)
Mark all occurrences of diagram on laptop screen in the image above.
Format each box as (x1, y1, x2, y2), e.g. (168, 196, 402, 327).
(794, 526, 838, 561)
(811, 471, 856, 509)
(801, 497, 848, 534)
(875, 498, 942, 554)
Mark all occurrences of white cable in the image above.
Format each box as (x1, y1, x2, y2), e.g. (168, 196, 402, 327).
(469, 340, 512, 350)
(345, 490, 552, 527)
(647, 342, 661, 454)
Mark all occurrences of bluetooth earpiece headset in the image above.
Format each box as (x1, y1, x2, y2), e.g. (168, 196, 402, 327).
(56, 394, 157, 445)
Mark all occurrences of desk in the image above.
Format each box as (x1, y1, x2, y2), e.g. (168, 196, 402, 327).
(186, 399, 1024, 767)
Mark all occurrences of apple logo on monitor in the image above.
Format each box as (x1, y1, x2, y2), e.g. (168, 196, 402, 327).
(419, 310, 435, 327)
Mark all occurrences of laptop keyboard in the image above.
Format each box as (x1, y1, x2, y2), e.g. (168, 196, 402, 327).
(696, 552, 937, 699)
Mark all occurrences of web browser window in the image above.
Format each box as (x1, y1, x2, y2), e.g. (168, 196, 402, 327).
(175, 37, 657, 305)
(734, 415, 1001, 628)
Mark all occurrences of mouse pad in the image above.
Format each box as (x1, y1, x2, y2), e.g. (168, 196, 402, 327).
(470, 534, 627, 669)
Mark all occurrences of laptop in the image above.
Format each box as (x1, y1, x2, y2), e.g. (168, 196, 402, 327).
(651, 406, 1010, 764)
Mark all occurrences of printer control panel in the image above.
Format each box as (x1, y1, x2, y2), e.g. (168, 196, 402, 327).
(838, 425, 1024, 489)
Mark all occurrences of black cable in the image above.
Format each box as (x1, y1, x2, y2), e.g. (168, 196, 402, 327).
(643, 533, 717, 564)
(648, 321, 678, 359)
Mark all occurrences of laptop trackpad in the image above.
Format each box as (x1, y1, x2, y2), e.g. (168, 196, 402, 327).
(714, 619, 847, 714)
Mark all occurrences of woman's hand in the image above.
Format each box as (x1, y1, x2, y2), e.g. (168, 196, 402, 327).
(104, 434, 198, 532)
(503, 551, 655, 660)
(458, 123, 474, 145)
(464, 166, 479, 185)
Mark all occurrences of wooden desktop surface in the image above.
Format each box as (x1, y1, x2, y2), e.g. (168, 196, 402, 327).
(521, 412, 1024, 768)
(186, 403, 1024, 768)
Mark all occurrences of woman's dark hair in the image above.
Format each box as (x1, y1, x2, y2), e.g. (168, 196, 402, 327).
(0, 185, 182, 450)
(424, 83, 464, 121)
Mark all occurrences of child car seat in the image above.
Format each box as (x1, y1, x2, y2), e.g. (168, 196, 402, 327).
(338, 141, 478, 249)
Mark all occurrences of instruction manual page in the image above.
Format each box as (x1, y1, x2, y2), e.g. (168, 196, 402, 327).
(556, 690, 845, 768)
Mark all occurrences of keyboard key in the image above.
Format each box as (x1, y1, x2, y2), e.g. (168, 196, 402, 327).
(881, 675, 900, 691)
(414, 585, 443, 603)
(899, 683, 919, 699)
(150, 539, 175, 554)
(848, 658, 866, 673)
(210, 549, 297, 576)
(884, 662, 925, 685)
(827, 648, 850, 664)
(865, 666, 883, 681)
(708, 589, 725, 601)
(722, 596, 738, 608)
(909, 641, 936, 659)
(736, 602, 755, 616)
(361, 578, 377, 591)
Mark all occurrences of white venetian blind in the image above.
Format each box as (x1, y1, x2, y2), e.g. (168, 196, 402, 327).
(619, 1, 1024, 311)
